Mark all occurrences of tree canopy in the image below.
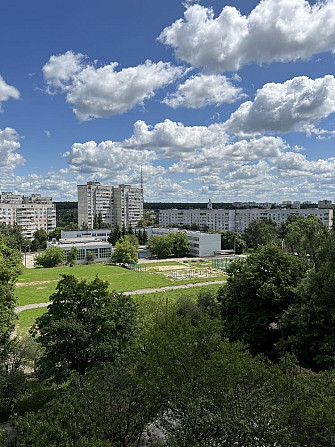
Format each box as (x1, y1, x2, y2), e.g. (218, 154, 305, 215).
(113, 236, 138, 264)
(34, 246, 65, 268)
(32, 275, 137, 380)
(243, 218, 277, 249)
(219, 244, 306, 359)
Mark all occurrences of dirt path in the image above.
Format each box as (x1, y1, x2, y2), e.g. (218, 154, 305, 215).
(15, 280, 226, 313)
(16, 280, 59, 288)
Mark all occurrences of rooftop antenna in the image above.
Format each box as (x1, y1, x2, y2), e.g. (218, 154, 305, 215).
(140, 165, 143, 190)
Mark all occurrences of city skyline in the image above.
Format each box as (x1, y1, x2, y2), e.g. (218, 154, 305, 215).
(1, 0, 335, 203)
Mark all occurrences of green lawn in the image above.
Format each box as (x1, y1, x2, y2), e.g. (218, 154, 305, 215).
(17, 307, 47, 336)
(16, 263, 226, 306)
(17, 283, 225, 335)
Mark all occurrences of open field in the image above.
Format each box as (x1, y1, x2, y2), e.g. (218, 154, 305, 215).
(17, 283, 225, 336)
(16, 261, 227, 307)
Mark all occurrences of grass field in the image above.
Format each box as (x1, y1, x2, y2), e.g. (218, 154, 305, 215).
(15, 262, 227, 307)
(17, 283, 225, 336)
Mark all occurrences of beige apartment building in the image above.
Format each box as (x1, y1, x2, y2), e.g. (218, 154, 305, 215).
(0, 192, 56, 238)
(77, 182, 143, 229)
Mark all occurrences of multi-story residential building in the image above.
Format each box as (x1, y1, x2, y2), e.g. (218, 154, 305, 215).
(0, 192, 56, 238)
(159, 201, 333, 234)
(77, 182, 143, 229)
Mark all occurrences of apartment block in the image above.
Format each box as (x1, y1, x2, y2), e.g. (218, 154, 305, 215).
(78, 182, 143, 229)
(0, 192, 56, 238)
(159, 204, 333, 234)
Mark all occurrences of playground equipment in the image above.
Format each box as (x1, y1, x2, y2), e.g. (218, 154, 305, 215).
(212, 258, 231, 270)
(128, 263, 147, 272)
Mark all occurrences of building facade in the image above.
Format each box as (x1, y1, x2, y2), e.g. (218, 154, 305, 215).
(159, 205, 333, 233)
(61, 229, 111, 242)
(47, 237, 113, 264)
(0, 192, 56, 238)
(145, 227, 221, 257)
(78, 182, 143, 229)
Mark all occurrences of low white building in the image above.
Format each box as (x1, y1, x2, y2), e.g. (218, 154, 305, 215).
(144, 227, 221, 257)
(47, 237, 113, 264)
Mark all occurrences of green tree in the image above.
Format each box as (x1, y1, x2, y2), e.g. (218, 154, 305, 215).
(67, 246, 78, 267)
(220, 230, 247, 254)
(218, 244, 306, 359)
(0, 240, 20, 358)
(142, 229, 148, 244)
(93, 212, 104, 229)
(32, 275, 137, 380)
(284, 215, 328, 270)
(279, 232, 335, 370)
(31, 228, 48, 251)
(147, 235, 171, 258)
(243, 218, 277, 249)
(47, 227, 63, 241)
(0, 237, 26, 420)
(34, 246, 65, 268)
(143, 313, 294, 447)
(108, 223, 122, 245)
(168, 232, 190, 257)
(113, 236, 138, 264)
(85, 250, 96, 263)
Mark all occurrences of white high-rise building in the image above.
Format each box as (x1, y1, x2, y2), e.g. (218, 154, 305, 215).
(77, 182, 143, 229)
(0, 192, 56, 239)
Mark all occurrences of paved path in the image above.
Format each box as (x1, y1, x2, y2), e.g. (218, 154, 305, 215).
(15, 280, 226, 313)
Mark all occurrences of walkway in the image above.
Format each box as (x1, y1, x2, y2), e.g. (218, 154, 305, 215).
(15, 279, 226, 313)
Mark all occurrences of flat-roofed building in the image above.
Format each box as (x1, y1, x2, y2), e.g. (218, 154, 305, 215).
(145, 227, 221, 257)
(159, 205, 333, 234)
(78, 182, 143, 229)
(47, 237, 113, 264)
(61, 229, 111, 242)
(0, 192, 56, 238)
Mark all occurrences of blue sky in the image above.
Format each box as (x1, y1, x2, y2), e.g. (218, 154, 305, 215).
(1, 0, 335, 203)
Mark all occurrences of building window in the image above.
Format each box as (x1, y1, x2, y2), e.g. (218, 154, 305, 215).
(77, 249, 86, 260)
(99, 247, 112, 259)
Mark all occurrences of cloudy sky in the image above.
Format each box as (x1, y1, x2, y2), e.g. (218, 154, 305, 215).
(1, 0, 335, 203)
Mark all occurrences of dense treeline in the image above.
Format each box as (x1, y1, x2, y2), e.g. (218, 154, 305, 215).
(55, 201, 78, 227)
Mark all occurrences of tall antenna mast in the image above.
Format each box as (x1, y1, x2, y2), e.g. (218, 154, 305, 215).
(140, 165, 143, 190)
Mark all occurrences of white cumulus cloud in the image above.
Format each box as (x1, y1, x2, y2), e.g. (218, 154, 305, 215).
(0, 76, 20, 111)
(225, 75, 335, 136)
(63, 140, 157, 180)
(42, 50, 85, 90)
(124, 119, 229, 158)
(159, 0, 335, 72)
(163, 73, 244, 108)
(0, 128, 25, 170)
(43, 52, 185, 120)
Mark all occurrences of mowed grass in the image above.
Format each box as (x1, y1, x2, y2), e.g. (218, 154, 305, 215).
(17, 307, 47, 336)
(16, 263, 226, 306)
(17, 283, 225, 335)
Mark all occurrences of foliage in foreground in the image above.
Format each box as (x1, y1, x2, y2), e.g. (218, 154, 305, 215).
(15, 304, 335, 447)
(32, 275, 137, 380)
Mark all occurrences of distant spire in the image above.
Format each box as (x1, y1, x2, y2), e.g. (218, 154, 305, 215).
(207, 198, 213, 210)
